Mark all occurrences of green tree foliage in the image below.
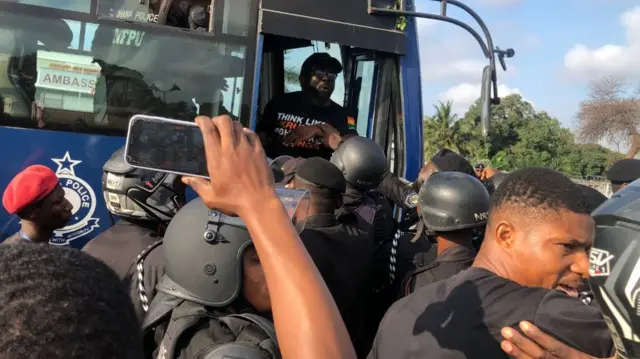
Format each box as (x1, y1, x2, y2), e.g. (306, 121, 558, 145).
(423, 94, 623, 176)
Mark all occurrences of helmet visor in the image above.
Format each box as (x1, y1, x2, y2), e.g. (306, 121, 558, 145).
(276, 187, 310, 232)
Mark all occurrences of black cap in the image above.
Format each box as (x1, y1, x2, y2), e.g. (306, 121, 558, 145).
(605, 159, 640, 184)
(278, 157, 307, 185)
(270, 155, 294, 170)
(295, 157, 346, 194)
(430, 148, 476, 178)
(300, 53, 343, 77)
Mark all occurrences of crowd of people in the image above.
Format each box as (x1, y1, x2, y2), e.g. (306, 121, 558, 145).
(3, 52, 640, 359)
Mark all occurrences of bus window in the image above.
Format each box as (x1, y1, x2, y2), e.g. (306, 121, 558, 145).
(353, 59, 376, 137)
(283, 41, 345, 105)
(4, 0, 90, 13)
(97, 0, 162, 24)
(221, 75, 243, 117)
(222, 0, 251, 36)
(0, 9, 247, 135)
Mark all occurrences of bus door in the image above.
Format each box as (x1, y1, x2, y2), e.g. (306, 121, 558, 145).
(251, 0, 411, 174)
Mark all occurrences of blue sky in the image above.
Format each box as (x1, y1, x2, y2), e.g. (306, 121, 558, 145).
(415, 0, 640, 142)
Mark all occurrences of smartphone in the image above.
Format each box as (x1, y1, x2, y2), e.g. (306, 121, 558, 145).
(124, 115, 209, 178)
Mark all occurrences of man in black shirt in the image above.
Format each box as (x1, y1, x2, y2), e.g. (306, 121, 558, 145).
(257, 53, 358, 160)
(369, 167, 615, 359)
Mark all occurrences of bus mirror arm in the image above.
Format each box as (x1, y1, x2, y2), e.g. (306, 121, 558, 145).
(368, 0, 516, 136)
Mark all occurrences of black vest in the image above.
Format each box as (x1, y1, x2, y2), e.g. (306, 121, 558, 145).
(142, 293, 280, 359)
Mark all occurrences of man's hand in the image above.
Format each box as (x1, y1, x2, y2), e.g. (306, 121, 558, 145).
(501, 321, 615, 359)
(182, 115, 277, 216)
(480, 168, 500, 180)
(317, 123, 343, 150)
(283, 125, 323, 145)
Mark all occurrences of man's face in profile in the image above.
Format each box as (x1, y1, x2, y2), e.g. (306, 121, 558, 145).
(502, 209, 594, 291)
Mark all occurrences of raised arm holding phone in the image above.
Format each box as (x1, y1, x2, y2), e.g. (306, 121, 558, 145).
(182, 115, 356, 359)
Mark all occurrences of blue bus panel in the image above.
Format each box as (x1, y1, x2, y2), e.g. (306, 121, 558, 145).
(0, 127, 123, 247)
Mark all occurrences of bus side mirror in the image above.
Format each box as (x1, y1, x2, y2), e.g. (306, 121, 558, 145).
(480, 65, 491, 137)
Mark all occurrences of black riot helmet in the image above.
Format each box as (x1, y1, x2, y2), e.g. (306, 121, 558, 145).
(330, 136, 387, 190)
(156, 197, 251, 307)
(589, 180, 640, 358)
(102, 146, 186, 222)
(156, 189, 308, 307)
(418, 171, 490, 232)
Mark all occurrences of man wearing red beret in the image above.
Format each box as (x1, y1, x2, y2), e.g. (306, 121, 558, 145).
(2, 165, 73, 244)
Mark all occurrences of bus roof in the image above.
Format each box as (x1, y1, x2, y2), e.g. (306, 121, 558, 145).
(260, 0, 408, 55)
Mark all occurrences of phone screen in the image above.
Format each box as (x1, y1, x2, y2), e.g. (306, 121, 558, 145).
(125, 115, 208, 178)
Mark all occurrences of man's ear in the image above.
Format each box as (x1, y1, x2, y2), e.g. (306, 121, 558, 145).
(299, 75, 306, 88)
(19, 206, 38, 222)
(494, 220, 516, 249)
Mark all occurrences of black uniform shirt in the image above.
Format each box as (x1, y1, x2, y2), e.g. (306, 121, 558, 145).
(403, 245, 476, 296)
(82, 220, 161, 282)
(377, 171, 417, 210)
(129, 240, 167, 322)
(368, 267, 615, 359)
(297, 214, 374, 340)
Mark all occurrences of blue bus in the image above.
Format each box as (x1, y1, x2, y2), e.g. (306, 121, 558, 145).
(0, 0, 504, 247)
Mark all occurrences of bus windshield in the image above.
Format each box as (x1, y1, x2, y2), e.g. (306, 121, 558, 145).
(0, 7, 246, 136)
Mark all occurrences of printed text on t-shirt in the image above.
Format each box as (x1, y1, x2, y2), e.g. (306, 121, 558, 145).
(274, 112, 326, 149)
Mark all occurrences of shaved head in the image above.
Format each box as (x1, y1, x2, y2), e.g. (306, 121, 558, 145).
(489, 168, 591, 224)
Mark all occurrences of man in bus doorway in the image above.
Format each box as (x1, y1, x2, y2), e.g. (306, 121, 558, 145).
(2, 165, 72, 244)
(257, 53, 358, 160)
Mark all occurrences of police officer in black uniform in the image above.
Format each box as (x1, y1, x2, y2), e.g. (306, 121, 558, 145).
(605, 158, 640, 194)
(586, 180, 640, 357)
(382, 149, 480, 300)
(377, 148, 478, 211)
(292, 157, 374, 354)
(331, 136, 394, 246)
(83, 147, 185, 291)
(132, 159, 285, 322)
(142, 197, 280, 359)
(402, 172, 490, 297)
(329, 137, 394, 358)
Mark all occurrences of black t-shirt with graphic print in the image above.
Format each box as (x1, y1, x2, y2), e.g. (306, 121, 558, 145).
(257, 91, 357, 160)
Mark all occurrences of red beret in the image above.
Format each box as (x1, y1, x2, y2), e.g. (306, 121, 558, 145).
(3, 165, 59, 214)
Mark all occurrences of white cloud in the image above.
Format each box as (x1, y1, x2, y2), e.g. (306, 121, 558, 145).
(564, 6, 640, 82)
(437, 83, 522, 116)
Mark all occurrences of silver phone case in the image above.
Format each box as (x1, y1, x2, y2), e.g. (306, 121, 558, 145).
(124, 114, 210, 179)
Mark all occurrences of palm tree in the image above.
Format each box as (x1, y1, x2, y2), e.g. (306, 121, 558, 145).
(284, 50, 299, 90)
(423, 100, 462, 155)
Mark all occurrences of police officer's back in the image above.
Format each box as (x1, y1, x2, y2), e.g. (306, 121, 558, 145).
(142, 197, 280, 359)
(82, 147, 185, 287)
(331, 136, 394, 247)
(402, 172, 490, 296)
(292, 157, 375, 345)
